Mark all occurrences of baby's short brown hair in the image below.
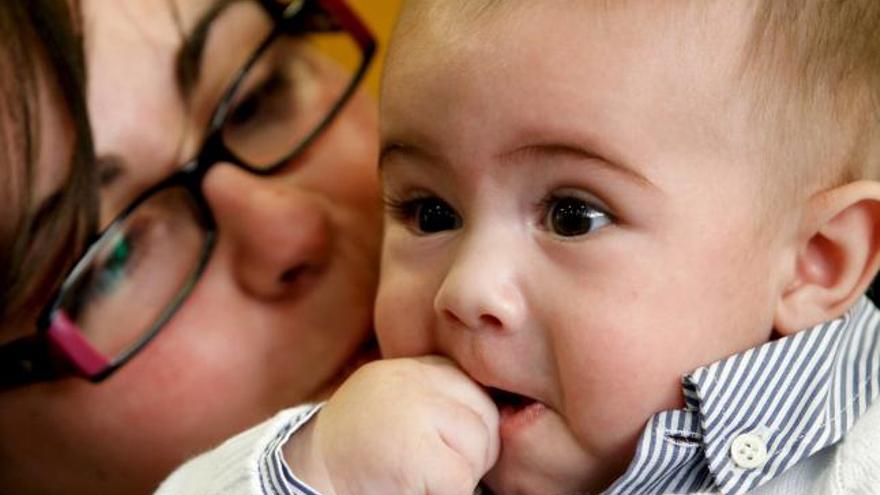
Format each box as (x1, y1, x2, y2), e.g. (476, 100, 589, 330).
(391, 0, 879, 207)
(743, 1, 880, 199)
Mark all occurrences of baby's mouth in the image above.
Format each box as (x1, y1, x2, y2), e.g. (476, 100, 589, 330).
(487, 387, 539, 415)
(487, 387, 549, 437)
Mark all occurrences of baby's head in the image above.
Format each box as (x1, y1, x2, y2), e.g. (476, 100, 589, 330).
(375, 1, 880, 493)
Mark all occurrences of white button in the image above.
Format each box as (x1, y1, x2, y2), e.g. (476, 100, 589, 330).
(730, 432, 769, 469)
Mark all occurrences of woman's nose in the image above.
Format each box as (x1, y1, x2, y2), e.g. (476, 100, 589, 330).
(433, 234, 526, 334)
(202, 164, 331, 300)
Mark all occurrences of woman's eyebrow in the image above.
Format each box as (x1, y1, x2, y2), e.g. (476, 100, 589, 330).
(97, 153, 126, 187)
(175, 0, 237, 102)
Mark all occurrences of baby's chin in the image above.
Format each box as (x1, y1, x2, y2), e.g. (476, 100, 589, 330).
(482, 411, 606, 495)
(483, 453, 597, 495)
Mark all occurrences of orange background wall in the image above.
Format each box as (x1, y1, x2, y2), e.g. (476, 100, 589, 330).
(348, 0, 403, 96)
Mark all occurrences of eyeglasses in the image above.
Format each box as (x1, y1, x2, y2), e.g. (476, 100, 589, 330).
(0, 0, 375, 390)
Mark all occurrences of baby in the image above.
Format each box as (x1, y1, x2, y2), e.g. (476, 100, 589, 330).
(265, 1, 880, 494)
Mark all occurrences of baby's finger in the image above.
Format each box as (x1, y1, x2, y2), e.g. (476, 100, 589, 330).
(430, 393, 500, 483)
(412, 356, 501, 447)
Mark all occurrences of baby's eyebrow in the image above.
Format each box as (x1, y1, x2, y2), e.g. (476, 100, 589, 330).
(505, 143, 656, 190)
(378, 142, 443, 172)
(378, 141, 657, 191)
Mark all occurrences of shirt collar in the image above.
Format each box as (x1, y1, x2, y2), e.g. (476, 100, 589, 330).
(605, 296, 880, 495)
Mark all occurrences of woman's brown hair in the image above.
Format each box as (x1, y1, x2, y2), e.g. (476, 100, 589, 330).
(0, 1, 97, 330)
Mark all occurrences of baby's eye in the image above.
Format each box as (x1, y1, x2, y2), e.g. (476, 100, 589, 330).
(386, 195, 462, 234)
(544, 196, 611, 237)
(416, 197, 461, 233)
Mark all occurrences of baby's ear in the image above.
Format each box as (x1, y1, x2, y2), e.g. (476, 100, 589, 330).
(775, 180, 880, 335)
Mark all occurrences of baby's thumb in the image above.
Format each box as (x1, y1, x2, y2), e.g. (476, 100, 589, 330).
(432, 397, 500, 492)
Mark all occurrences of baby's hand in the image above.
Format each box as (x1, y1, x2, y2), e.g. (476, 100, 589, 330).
(285, 356, 499, 495)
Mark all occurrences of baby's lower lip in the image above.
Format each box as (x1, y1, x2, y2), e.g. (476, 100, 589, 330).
(499, 401, 547, 439)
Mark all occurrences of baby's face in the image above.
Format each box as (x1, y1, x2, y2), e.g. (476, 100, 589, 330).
(377, 1, 799, 493)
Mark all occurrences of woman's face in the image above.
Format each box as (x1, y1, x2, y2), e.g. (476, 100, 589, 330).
(0, 0, 382, 493)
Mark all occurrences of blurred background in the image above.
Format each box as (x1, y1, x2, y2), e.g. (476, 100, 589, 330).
(349, 0, 403, 97)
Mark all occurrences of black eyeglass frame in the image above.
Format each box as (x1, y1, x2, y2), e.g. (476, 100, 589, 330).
(0, 0, 376, 390)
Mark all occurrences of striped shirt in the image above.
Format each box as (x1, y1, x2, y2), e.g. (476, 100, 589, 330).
(157, 297, 880, 495)
(260, 407, 321, 494)
(606, 296, 880, 495)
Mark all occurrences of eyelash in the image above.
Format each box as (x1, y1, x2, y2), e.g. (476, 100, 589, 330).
(383, 190, 467, 237)
(537, 192, 606, 217)
(382, 191, 432, 222)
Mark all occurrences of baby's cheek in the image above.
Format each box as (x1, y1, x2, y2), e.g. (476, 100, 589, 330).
(556, 337, 664, 448)
(374, 276, 433, 357)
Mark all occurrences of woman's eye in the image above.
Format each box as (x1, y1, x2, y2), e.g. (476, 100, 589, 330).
(228, 72, 288, 128)
(94, 233, 136, 296)
(545, 196, 611, 237)
(105, 236, 132, 274)
(228, 94, 259, 126)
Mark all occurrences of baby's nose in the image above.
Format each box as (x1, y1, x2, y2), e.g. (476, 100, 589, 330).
(433, 236, 526, 334)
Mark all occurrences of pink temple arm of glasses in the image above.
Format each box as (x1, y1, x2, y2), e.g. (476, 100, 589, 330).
(47, 311, 110, 378)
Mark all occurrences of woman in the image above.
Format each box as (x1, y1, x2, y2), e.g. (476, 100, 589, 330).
(0, 0, 383, 493)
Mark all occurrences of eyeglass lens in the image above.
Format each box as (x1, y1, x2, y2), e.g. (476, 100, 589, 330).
(55, 187, 208, 362)
(49, 0, 367, 367)
(221, 1, 364, 168)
